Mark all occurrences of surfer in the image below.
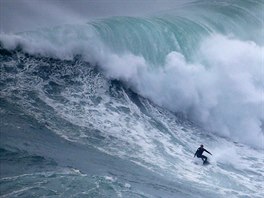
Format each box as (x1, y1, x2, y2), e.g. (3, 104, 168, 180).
(194, 145, 212, 164)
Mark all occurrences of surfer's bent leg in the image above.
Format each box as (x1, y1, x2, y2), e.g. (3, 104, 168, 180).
(201, 155, 207, 162)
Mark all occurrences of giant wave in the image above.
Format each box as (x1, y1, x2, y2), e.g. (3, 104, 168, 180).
(1, 0, 263, 148)
(0, 0, 264, 197)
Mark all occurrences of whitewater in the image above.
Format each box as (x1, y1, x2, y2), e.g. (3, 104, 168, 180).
(0, 0, 263, 197)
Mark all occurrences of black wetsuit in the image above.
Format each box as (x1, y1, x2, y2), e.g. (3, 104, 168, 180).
(194, 147, 211, 163)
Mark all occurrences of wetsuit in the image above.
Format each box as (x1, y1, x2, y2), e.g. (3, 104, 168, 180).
(194, 147, 211, 163)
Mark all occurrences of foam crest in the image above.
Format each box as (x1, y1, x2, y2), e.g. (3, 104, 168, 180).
(97, 35, 264, 148)
(0, 26, 102, 63)
(0, 29, 263, 148)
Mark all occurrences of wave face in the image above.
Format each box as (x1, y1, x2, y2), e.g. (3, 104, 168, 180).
(1, 0, 264, 197)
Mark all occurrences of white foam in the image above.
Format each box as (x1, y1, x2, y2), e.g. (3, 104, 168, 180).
(1, 29, 263, 149)
(109, 35, 264, 149)
(84, 34, 263, 148)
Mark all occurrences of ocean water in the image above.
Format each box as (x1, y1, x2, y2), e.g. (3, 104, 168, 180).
(0, 0, 263, 197)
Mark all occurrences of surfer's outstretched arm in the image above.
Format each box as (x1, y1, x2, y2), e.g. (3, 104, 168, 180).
(204, 149, 212, 155)
(194, 150, 197, 157)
